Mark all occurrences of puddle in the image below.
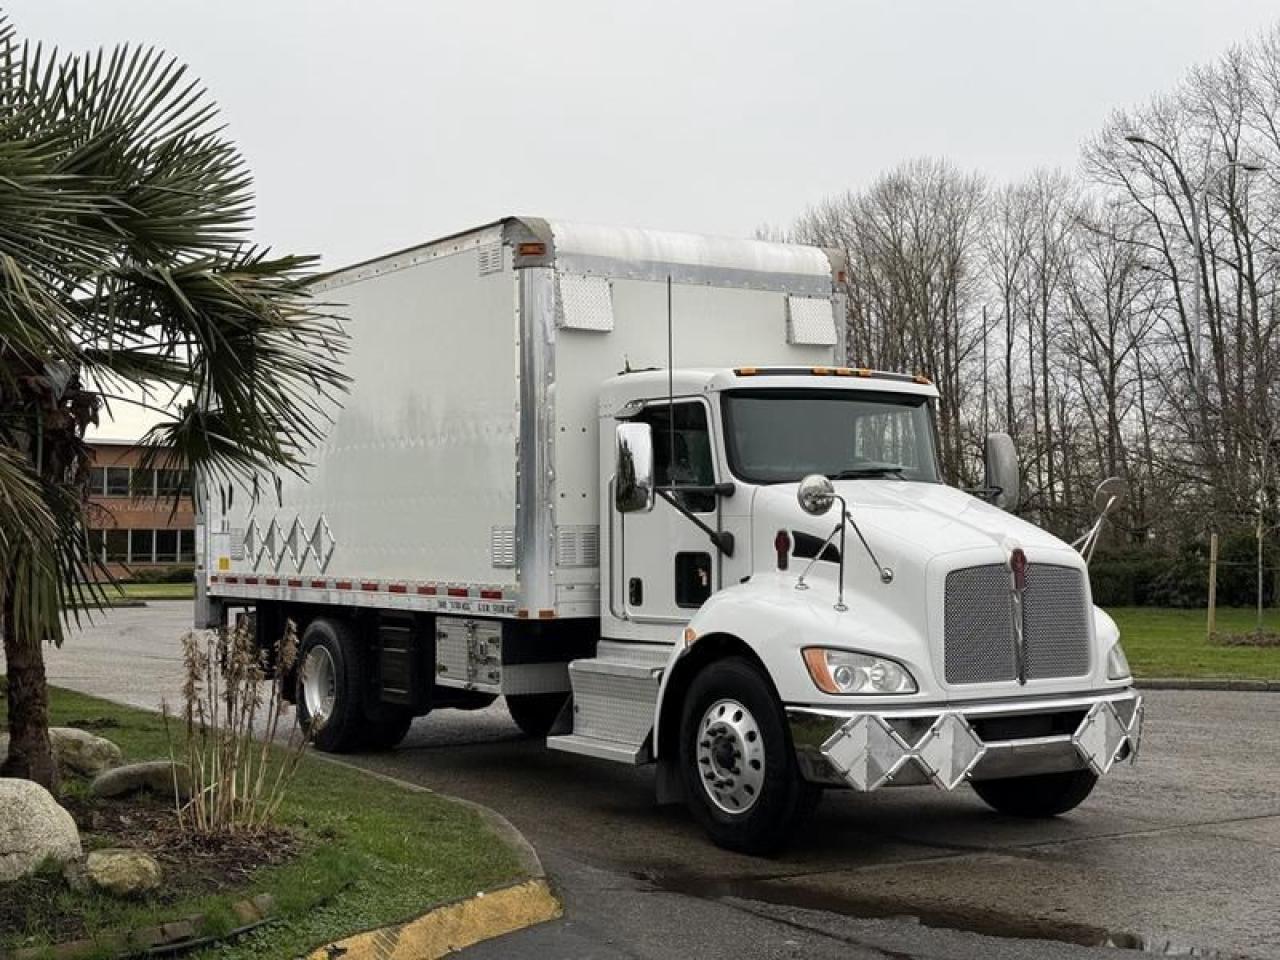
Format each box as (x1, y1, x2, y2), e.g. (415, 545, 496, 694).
(637, 869, 1226, 957)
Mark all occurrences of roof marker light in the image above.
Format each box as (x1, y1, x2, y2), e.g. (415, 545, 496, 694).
(517, 242, 546, 257)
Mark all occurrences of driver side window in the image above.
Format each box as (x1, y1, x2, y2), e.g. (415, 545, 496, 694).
(635, 401, 715, 513)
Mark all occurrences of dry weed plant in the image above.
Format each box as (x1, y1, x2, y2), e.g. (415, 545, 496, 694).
(163, 618, 313, 835)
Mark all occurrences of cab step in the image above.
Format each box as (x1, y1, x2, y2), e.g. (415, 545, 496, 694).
(546, 642, 670, 764)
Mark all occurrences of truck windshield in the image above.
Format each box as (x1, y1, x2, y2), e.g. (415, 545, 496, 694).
(721, 389, 942, 485)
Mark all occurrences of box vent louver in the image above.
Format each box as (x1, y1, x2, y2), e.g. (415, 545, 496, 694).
(477, 243, 504, 276)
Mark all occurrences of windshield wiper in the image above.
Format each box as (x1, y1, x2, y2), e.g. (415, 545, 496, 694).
(830, 466, 908, 480)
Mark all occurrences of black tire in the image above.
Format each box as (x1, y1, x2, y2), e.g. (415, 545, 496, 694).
(362, 709, 414, 751)
(971, 769, 1098, 818)
(506, 693, 569, 738)
(679, 657, 819, 855)
(295, 618, 367, 753)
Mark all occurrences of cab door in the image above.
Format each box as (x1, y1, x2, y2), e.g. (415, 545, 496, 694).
(615, 398, 724, 629)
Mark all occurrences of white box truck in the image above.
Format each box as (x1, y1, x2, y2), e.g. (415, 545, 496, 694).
(197, 217, 1142, 853)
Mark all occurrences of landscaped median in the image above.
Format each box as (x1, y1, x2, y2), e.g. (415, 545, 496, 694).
(0, 682, 556, 959)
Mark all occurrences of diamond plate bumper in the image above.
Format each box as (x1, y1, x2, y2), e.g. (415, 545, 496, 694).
(788, 689, 1143, 791)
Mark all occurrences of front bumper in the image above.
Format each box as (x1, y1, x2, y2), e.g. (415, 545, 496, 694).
(788, 688, 1143, 791)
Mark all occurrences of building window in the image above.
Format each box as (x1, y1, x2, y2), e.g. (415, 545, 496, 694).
(105, 467, 130, 497)
(87, 529, 106, 562)
(131, 468, 156, 498)
(155, 529, 179, 563)
(129, 529, 154, 564)
(179, 529, 196, 563)
(157, 469, 189, 497)
(105, 529, 129, 563)
(88, 467, 107, 496)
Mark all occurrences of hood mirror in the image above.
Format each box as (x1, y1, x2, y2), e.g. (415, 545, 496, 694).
(1074, 475, 1128, 564)
(1093, 476, 1128, 514)
(797, 474, 836, 516)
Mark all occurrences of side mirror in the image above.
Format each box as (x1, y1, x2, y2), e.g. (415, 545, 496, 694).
(984, 432, 1020, 512)
(1093, 476, 1128, 515)
(797, 474, 836, 516)
(615, 422, 655, 513)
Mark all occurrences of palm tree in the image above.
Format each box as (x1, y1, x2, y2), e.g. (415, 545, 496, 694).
(0, 18, 347, 789)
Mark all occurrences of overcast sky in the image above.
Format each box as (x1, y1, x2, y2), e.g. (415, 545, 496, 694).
(12, 1, 1278, 440)
(14, 0, 1280, 271)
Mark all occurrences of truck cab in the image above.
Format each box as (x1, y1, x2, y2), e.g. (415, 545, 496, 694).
(546, 364, 1141, 851)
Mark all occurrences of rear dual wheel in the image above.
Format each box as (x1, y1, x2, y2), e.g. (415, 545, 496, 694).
(507, 692, 569, 738)
(296, 618, 413, 753)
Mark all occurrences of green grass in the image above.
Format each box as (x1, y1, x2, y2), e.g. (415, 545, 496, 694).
(0, 683, 524, 959)
(63, 582, 195, 609)
(1109, 606, 1280, 680)
(114, 582, 194, 601)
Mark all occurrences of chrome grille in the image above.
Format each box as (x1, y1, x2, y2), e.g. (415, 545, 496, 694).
(1022, 564, 1091, 679)
(944, 565, 1015, 684)
(944, 562, 1090, 684)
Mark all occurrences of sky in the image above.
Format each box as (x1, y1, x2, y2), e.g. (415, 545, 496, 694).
(11, 0, 1279, 439)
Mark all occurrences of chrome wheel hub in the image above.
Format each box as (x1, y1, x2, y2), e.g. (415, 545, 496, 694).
(300, 645, 337, 727)
(696, 698, 766, 814)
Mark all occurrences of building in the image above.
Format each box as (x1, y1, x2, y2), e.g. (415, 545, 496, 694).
(86, 439, 195, 579)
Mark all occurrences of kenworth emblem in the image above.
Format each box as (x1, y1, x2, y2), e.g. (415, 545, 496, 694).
(1009, 547, 1028, 684)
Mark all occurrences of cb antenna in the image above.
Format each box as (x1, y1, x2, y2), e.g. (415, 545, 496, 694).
(667, 274, 675, 478)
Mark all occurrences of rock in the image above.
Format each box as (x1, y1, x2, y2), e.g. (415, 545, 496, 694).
(1, 728, 124, 778)
(49, 727, 123, 777)
(84, 848, 162, 897)
(0, 778, 83, 883)
(90, 761, 192, 802)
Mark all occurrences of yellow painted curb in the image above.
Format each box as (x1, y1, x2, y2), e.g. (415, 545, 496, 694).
(307, 878, 561, 960)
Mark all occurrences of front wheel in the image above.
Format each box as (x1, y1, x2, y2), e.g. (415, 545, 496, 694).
(971, 769, 1098, 817)
(679, 657, 819, 855)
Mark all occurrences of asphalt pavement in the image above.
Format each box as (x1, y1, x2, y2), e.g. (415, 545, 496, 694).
(11, 602, 1280, 960)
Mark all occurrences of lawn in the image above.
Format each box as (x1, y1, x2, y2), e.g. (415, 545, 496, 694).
(1108, 606, 1280, 681)
(0, 683, 525, 959)
(116, 582, 194, 601)
(64, 582, 195, 608)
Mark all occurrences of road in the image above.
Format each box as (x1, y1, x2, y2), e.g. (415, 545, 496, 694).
(13, 602, 1280, 959)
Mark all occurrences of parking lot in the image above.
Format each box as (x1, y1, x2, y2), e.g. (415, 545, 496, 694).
(27, 603, 1280, 959)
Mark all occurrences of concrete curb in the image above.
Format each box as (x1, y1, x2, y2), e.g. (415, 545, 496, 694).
(305, 755, 560, 959)
(305, 878, 561, 960)
(1136, 677, 1280, 692)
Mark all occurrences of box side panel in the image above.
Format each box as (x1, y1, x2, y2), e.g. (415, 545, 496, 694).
(208, 230, 520, 604)
(549, 279, 837, 617)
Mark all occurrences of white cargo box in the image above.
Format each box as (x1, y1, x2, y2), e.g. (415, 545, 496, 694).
(201, 217, 844, 620)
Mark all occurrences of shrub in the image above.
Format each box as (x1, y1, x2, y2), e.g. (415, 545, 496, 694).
(128, 565, 195, 584)
(164, 619, 310, 835)
(1090, 531, 1278, 608)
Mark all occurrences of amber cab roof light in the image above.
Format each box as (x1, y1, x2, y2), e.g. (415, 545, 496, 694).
(731, 366, 928, 385)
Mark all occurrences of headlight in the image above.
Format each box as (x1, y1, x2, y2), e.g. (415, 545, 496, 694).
(802, 648, 917, 695)
(1106, 641, 1131, 681)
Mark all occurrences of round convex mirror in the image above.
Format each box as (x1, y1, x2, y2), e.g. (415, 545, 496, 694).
(797, 474, 836, 516)
(1093, 476, 1128, 514)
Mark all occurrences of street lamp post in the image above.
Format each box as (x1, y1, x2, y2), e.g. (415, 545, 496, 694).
(1123, 134, 1263, 395)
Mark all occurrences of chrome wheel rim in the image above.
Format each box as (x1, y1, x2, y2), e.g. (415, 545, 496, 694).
(696, 698, 765, 814)
(300, 645, 337, 727)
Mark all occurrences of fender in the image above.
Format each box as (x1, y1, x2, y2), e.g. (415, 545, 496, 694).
(651, 572, 931, 762)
